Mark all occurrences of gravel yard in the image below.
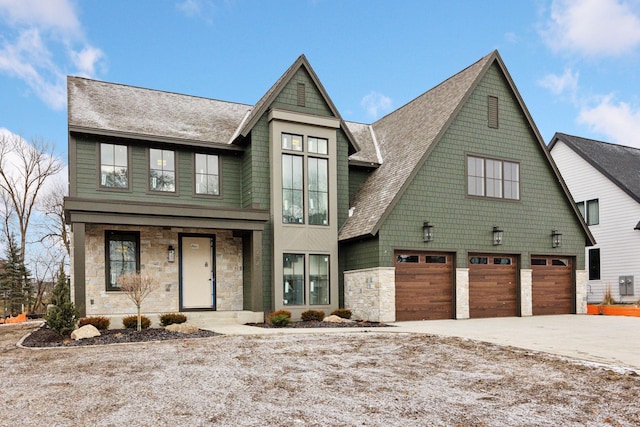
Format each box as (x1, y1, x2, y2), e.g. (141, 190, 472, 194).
(1, 322, 639, 426)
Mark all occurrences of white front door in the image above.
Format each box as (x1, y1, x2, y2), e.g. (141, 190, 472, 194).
(181, 236, 215, 309)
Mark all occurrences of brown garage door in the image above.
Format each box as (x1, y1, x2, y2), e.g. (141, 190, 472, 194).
(532, 256, 573, 315)
(395, 252, 453, 321)
(469, 254, 518, 318)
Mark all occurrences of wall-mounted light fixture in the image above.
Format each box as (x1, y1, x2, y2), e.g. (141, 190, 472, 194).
(552, 230, 562, 248)
(423, 221, 434, 242)
(492, 226, 503, 246)
(168, 245, 175, 263)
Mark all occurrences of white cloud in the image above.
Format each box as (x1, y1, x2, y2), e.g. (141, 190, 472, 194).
(176, 0, 215, 23)
(361, 91, 392, 119)
(0, 0, 104, 110)
(542, 0, 640, 57)
(578, 95, 640, 147)
(538, 68, 579, 96)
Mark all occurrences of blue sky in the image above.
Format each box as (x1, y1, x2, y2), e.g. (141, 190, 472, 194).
(1, 0, 640, 163)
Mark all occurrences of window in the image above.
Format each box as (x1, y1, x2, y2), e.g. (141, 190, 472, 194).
(281, 133, 329, 225)
(531, 258, 547, 266)
(467, 155, 519, 200)
(469, 257, 488, 264)
(426, 256, 446, 263)
(589, 248, 600, 280)
(576, 199, 599, 225)
(282, 133, 303, 151)
(488, 96, 498, 128)
(100, 143, 128, 188)
(105, 231, 139, 291)
(309, 255, 329, 305)
(283, 254, 304, 305)
(195, 153, 219, 195)
(493, 257, 512, 265)
(149, 149, 175, 192)
(282, 154, 304, 223)
(397, 255, 419, 263)
(308, 157, 328, 225)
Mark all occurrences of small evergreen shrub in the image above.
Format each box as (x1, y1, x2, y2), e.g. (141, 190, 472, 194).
(160, 313, 187, 326)
(269, 313, 291, 327)
(330, 308, 352, 319)
(78, 316, 110, 330)
(45, 266, 79, 335)
(270, 309, 292, 319)
(122, 315, 151, 329)
(301, 309, 325, 322)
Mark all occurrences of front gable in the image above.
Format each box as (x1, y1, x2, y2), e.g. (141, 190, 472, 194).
(271, 67, 334, 117)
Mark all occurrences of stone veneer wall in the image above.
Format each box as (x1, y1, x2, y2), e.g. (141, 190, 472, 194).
(455, 268, 469, 319)
(83, 225, 243, 317)
(344, 267, 395, 322)
(575, 269, 587, 314)
(520, 269, 533, 317)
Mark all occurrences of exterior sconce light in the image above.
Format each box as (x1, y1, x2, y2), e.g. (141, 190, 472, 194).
(168, 245, 175, 263)
(492, 226, 503, 246)
(552, 230, 562, 248)
(423, 221, 434, 242)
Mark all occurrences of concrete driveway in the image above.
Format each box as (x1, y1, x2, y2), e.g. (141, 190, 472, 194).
(394, 314, 640, 372)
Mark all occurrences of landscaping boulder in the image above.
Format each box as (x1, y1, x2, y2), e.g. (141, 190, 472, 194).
(323, 315, 355, 324)
(71, 324, 101, 340)
(165, 322, 199, 334)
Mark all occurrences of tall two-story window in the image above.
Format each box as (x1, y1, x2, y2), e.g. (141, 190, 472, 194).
(105, 231, 139, 291)
(149, 149, 175, 192)
(467, 155, 519, 200)
(282, 133, 329, 225)
(195, 153, 219, 195)
(100, 143, 128, 188)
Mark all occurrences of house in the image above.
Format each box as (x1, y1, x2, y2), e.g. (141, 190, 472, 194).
(549, 133, 640, 304)
(64, 50, 594, 326)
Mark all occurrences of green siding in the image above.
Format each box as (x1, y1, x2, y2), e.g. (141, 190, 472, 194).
(341, 237, 380, 271)
(336, 129, 351, 229)
(272, 68, 333, 117)
(74, 136, 242, 208)
(348, 168, 372, 204)
(378, 63, 586, 269)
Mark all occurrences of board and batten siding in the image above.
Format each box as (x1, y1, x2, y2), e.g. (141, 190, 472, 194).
(551, 141, 640, 303)
(73, 136, 243, 208)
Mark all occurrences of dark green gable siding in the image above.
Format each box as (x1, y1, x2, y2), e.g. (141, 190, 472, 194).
(378, 63, 586, 269)
(272, 68, 333, 117)
(337, 129, 351, 229)
(348, 168, 372, 205)
(74, 136, 243, 207)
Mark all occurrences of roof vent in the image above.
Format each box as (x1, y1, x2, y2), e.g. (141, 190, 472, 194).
(297, 83, 306, 107)
(488, 96, 498, 128)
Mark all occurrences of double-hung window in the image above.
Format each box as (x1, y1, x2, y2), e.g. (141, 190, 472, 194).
(467, 155, 519, 200)
(105, 231, 139, 291)
(281, 133, 329, 225)
(150, 149, 175, 192)
(195, 153, 219, 195)
(100, 143, 128, 188)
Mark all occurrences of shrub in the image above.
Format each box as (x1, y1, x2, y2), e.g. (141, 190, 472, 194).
(270, 309, 292, 319)
(301, 309, 325, 322)
(160, 313, 187, 326)
(269, 313, 291, 327)
(122, 315, 151, 329)
(78, 316, 110, 330)
(602, 285, 615, 305)
(330, 308, 352, 319)
(45, 266, 79, 335)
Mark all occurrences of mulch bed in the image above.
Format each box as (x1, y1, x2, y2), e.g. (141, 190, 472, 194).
(248, 320, 392, 329)
(20, 324, 220, 348)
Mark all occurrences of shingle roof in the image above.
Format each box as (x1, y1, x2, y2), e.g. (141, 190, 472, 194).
(345, 121, 380, 165)
(338, 52, 495, 241)
(68, 77, 252, 145)
(550, 133, 640, 204)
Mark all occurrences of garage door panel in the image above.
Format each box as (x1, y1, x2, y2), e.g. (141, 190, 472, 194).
(532, 256, 573, 315)
(395, 252, 453, 321)
(469, 254, 517, 319)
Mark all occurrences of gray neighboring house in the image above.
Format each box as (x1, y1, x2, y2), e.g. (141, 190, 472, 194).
(64, 51, 593, 326)
(550, 133, 640, 303)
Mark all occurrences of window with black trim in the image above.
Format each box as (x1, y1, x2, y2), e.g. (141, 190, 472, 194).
(309, 254, 329, 305)
(576, 199, 599, 225)
(105, 231, 140, 291)
(195, 153, 219, 195)
(589, 248, 600, 280)
(467, 155, 519, 200)
(283, 253, 304, 305)
(100, 143, 128, 188)
(281, 133, 329, 225)
(149, 148, 175, 192)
